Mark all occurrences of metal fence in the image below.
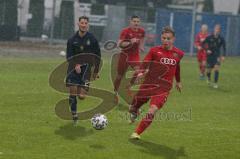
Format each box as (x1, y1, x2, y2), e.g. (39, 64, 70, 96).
(0, 0, 240, 56)
(0, 0, 156, 46)
(156, 9, 240, 55)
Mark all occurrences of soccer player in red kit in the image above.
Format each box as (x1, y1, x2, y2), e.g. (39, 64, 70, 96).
(113, 15, 145, 103)
(127, 26, 184, 139)
(195, 24, 209, 80)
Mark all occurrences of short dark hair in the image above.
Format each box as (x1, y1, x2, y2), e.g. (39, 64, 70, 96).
(161, 26, 175, 36)
(79, 16, 89, 22)
(131, 15, 140, 20)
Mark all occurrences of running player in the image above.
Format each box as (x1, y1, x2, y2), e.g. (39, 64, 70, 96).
(66, 16, 101, 125)
(127, 26, 184, 139)
(202, 24, 226, 88)
(195, 24, 209, 80)
(113, 15, 145, 103)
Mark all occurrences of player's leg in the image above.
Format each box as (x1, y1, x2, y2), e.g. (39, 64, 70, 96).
(77, 87, 87, 99)
(113, 53, 128, 103)
(199, 60, 207, 80)
(129, 84, 150, 123)
(129, 96, 149, 123)
(77, 81, 90, 100)
(206, 68, 212, 84)
(131, 94, 168, 139)
(69, 85, 78, 124)
(200, 54, 207, 80)
(206, 59, 214, 84)
(130, 105, 158, 139)
(212, 62, 220, 88)
(66, 70, 88, 124)
(201, 51, 207, 78)
(198, 52, 206, 80)
(197, 52, 203, 78)
(201, 60, 206, 77)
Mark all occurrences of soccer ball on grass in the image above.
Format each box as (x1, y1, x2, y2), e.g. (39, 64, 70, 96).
(91, 114, 108, 130)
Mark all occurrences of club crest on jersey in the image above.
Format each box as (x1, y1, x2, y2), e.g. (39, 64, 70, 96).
(86, 39, 91, 45)
(80, 45, 84, 50)
(160, 58, 176, 65)
(173, 52, 179, 58)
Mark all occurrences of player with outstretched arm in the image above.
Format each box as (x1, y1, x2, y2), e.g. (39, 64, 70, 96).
(127, 26, 184, 139)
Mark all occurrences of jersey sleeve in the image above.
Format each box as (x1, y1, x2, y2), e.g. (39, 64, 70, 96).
(175, 49, 184, 82)
(175, 63, 181, 82)
(194, 33, 201, 47)
(66, 39, 74, 61)
(92, 37, 101, 73)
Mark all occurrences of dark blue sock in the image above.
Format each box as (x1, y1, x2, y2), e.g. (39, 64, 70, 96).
(207, 72, 211, 80)
(69, 95, 77, 114)
(214, 71, 219, 83)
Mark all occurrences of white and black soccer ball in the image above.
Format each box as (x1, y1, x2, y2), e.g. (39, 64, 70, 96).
(91, 114, 108, 130)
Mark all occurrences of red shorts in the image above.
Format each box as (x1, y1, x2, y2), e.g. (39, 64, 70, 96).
(117, 52, 140, 75)
(197, 50, 207, 62)
(150, 93, 169, 109)
(132, 92, 169, 110)
(132, 84, 170, 109)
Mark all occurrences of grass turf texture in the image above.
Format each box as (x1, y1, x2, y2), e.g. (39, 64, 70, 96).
(0, 55, 239, 159)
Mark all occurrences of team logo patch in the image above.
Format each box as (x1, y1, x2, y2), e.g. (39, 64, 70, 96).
(173, 52, 179, 58)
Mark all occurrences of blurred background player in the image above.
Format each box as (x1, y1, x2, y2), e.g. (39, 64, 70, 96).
(113, 15, 145, 103)
(195, 24, 209, 80)
(127, 26, 184, 139)
(66, 16, 101, 125)
(203, 24, 226, 89)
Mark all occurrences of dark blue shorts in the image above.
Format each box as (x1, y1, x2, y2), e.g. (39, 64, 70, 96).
(207, 57, 220, 68)
(65, 71, 90, 90)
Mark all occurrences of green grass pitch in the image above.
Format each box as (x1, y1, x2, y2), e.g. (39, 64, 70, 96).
(0, 55, 239, 159)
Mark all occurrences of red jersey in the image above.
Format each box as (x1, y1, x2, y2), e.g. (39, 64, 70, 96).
(119, 27, 145, 55)
(131, 46, 184, 95)
(195, 32, 209, 48)
(195, 32, 209, 62)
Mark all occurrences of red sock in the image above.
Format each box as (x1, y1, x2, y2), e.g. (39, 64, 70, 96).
(201, 65, 206, 75)
(135, 113, 154, 135)
(130, 97, 148, 114)
(200, 64, 205, 75)
(199, 65, 202, 74)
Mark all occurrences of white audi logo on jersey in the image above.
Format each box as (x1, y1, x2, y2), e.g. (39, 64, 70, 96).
(160, 58, 177, 65)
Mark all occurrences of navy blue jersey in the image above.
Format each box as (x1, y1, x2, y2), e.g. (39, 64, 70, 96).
(203, 34, 226, 58)
(66, 31, 101, 74)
